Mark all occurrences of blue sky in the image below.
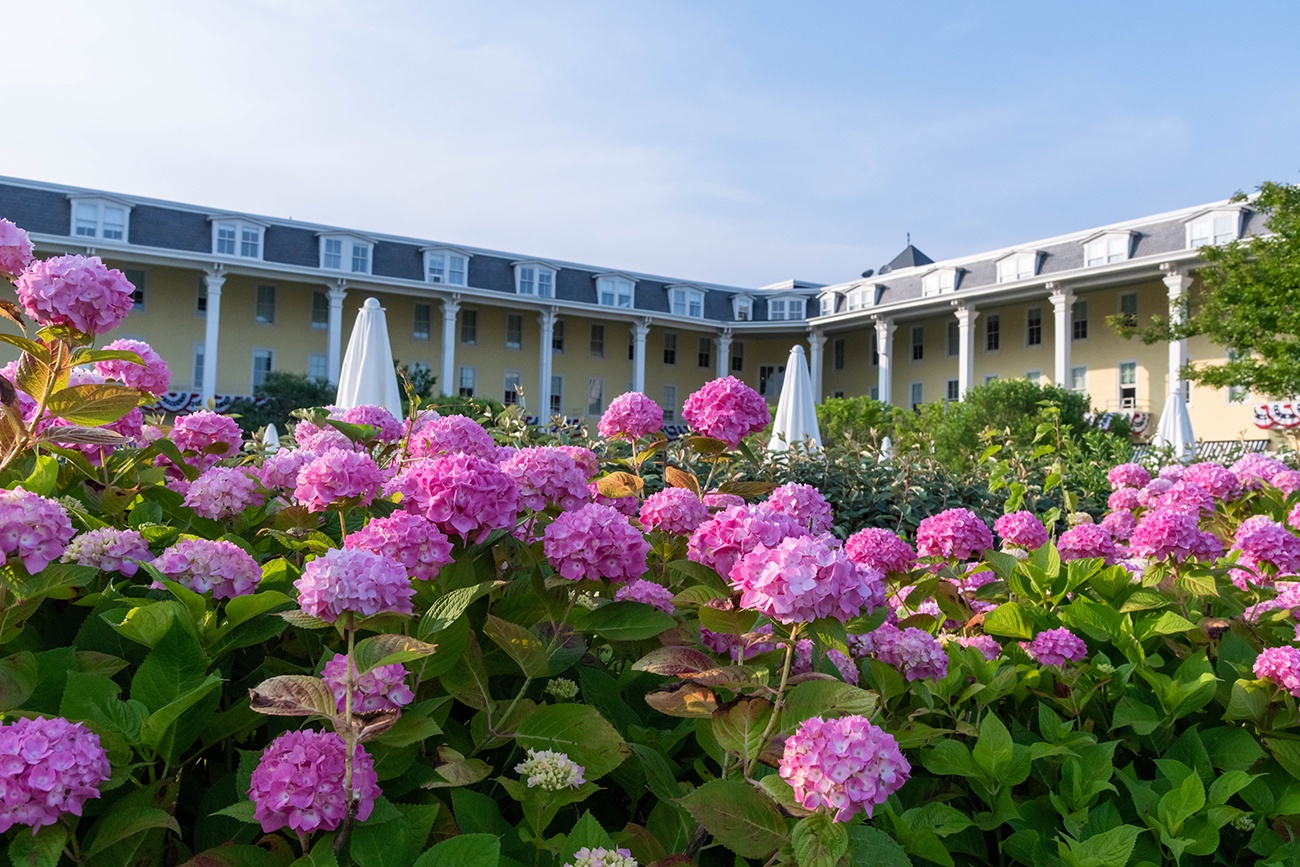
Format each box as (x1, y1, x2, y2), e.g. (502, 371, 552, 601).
(7, 1, 1299, 287)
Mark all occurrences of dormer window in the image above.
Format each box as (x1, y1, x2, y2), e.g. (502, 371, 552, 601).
(595, 274, 635, 308)
(921, 267, 960, 297)
(818, 294, 836, 317)
(669, 286, 705, 318)
(423, 247, 470, 286)
(768, 296, 806, 321)
(1186, 208, 1245, 248)
(211, 217, 266, 260)
(515, 261, 556, 297)
(318, 233, 374, 274)
(69, 196, 130, 242)
(846, 285, 878, 312)
(1083, 232, 1133, 267)
(732, 295, 753, 321)
(995, 252, 1040, 284)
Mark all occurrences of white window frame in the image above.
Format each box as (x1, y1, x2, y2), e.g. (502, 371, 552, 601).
(318, 232, 375, 274)
(921, 267, 959, 297)
(69, 196, 131, 242)
(590, 324, 605, 358)
(1070, 365, 1087, 394)
(595, 274, 636, 309)
(1025, 370, 1042, 383)
(1071, 299, 1088, 342)
(985, 313, 1000, 352)
(1083, 232, 1132, 267)
(1186, 208, 1245, 248)
(503, 370, 523, 406)
(663, 332, 677, 365)
(1119, 292, 1138, 325)
(255, 285, 276, 325)
(460, 308, 478, 345)
(422, 246, 471, 287)
(732, 294, 753, 321)
(946, 320, 960, 357)
(945, 379, 959, 403)
(252, 348, 274, 391)
(1118, 360, 1138, 409)
(311, 291, 330, 330)
(506, 314, 523, 350)
(767, 295, 807, 322)
(669, 286, 706, 319)
(833, 338, 845, 371)
(413, 303, 431, 340)
(192, 342, 205, 392)
(818, 294, 836, 317)
(587, 377, 605, 416)
(1227, 350, 1249, 404)
(308, 352, 328, 382)
(909, 382, 923, 409)
(458, 366, 476, 398)
(662, 384, 678, 422)
(210, 217, 267, 260)
(550, 375, 563, 417)
(911, 325, 924, 361)
(984, 374, 999, 385)
(1026, 307, 1043, 347)
(514, 261, 557, 298)
(995, 251, 1039, 284)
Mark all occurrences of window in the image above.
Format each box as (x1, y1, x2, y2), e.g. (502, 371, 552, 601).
(124, 269, 145, 310)
(413, 303, 431, 340)
(192, 342, 205, 391)
(550, 376, 563, 416)
(847, 288, 872, 311)
(996, 252, 1038, 284)
(985, 314, 1000, 351)
(597, 275, 635, 308)
(196, 279, 207, 318)
(212, 219, 264, 259)
(70, 198, 130, 241)
(833, 338, 845, 371)
(731, 341, 744, 372)
(351, 245, 369, 274)
(698, 337, 711, 369)
(552, 320, 564, 353)
(1072, 300, 1088, 341)
(819, 295, 835, 317)
(946, 320, 960, 357)
(323, 238, 343, 270)
(629, 336, 635, 361)
(1119, 361, 1138, 408)
(670, 287, 705, 318)
(587, 378, 604, 416)
(424, 248, 469, 286)
(946, 379, 959, 403)
(1084, 233, 1131, 266)
(252, 349, 274, 390)
(503, 371, 522, 406)
(515, 263, 556, 297)
(1119, 292, 1138, 327)
(311, 291, 330, 330)
(733, 296, 752, 321)
(458, 367, 476, 397)
(1187, 210, 1241, 248)
(1025, 370, 1042, 383)
(590, 324, 605, 357)
(308, 353, 328, 381)
(985, 374, 999, 385)
(870, 387, 880, 400)
(255, 285, 276, 324)
(506, 315, 523, 349)
(921, 268, 958, 297)
(1026, 307, 1042, 346)
(662, 385, 678, 422)
(1070, 365, 1087, 394)
(910, 382, 923, 410)
(870, 330, 879, 366)
(768, 297, 806, 321)
(769, 299, 787, 320)
(461, 309, 477, 344)
(911, 326, 924, 361)
(833, 391, 845, 399)
(318, 235, 373, 274)
(663, 333, 677, 365)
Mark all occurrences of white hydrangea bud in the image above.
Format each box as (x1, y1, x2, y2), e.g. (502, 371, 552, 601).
(568, 847, 639, 867)
(545, 677, 578, 700)
(514, 748, 586, 791)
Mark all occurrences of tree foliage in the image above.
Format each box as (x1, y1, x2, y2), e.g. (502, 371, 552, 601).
(227, 371, 335, 435)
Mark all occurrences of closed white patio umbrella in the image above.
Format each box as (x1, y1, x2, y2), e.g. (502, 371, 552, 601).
(335, 297, 404, 418)
(767, 344, 822, 453)
(261, 423, 281, 454)
(1152, 390, 1196, 463)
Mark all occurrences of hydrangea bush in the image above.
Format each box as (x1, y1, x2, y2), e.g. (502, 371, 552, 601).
(3, 218, 1300, 865)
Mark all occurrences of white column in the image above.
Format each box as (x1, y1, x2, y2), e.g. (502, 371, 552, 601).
(1162, 266, 1189, 398)
(954, 304, 979, 398)
(326, 281, 348, 387)
(632, 318, 650, 394)
(538, 307, 557, 418)
(807, 330, 827, 403)
(873, 317, 896, 405)
(1048, 283, 1074, 388)
(715, 329, 733, 379)
(201, 267, 224, 405)
(439, 295, 460, 397)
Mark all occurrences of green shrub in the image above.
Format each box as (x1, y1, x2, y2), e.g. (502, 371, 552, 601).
(227, 371, 335, 435)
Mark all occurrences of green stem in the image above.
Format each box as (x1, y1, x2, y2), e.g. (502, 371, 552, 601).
(489, 590, 580, 741)
(335, 621, 358, 856)
(746, 628, 798, 778)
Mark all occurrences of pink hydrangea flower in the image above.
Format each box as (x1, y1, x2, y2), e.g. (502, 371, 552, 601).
(589, 483, 640, 518)
(1023, 627, 1087, 666)
(731, 534, 885, 624)
(295, 548, 414, 623)
(294, 448, 385, 513)
(1107, 488, 1141, 512)
(95, 338, 171, 395)
(1100, 510, 1137, 542)
(1136, 478, 1175, 508)
(390, 454, 520, 543)
(500, 447, 591, 512)
(687, 503, 808, 579)
(292, 419, 355, 454)
(1151, 481, 1217, 518)
(597, 392, 664, 440)
(915, 508, 994, 560)
(259, 448, 317, 492)
(766, 483, 834, 534)
(332, 404, 403, 443)
(1230, 516, 1300, 588)
(1292, 504, 1300, 532)
(0, 219, 34, 278)
(248, 729, 379, 834)
(1158, 465, 1185, 482)
(1244, 582, 1300, 621)
(321, 653, 414, 714)
(344, 511, 453, 582)
(1272, 470, 1300, 496)
(871, 623, 949, 681)
(681, 376, 770, 448)
(543, 503, 649, 584)
(14, 254, 134, 335)
(1232, 453, 1289, 491)
(614, 579, 676, 613)
(0, 717, 111, 833)
(779, 715, 910, 821)
(62, 527, 150, 577)
(408, 414, 497, 459)
(789, 641, 860, 684)
(700, 608, 775, 659)
(184, 466, 264, 520)
(957, 634, 1002, 660)
(1129, 510, 1223, 563)
(1254, 646, 1300, 697)
(994, 511, 1049, 550)
(1182, 462, 1244, 501)
(702, 492, 745, 511)
(169, 410, 243, 473)
(1107, 463, 1151, 489)
(152, 538, 261, 599)
(1058, 524, 1120, 564)
(556, 445, 599, 478)
(639, 488, 710, 536)
(0, 489, 74, 573)
(844, 528, 917, 575)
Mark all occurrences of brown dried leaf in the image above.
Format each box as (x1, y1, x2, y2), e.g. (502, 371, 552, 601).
(423, 746, 494, 789)
(0, 300, 25, 333)
(663, 465, 701, 496)
(644, 684, 718, 718)
(39, 425, 129, 445)
(339, 708, 402, 743)
(632, 645, 716, 676)
(684, 666, 767, 690)
(715, 480, 778, 498)
(595, 471, 643, 499)
(248, 675, 337, 719)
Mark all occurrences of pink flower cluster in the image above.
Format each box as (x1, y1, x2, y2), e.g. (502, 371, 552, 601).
(0, 489, 74, 573)
(1256, 646, 1300, 696)
(681, 376, 770, 448)
(557, 445, 599, 478)
(1023, 627, 1087, 666)
(184, 466, 264, 520)
(565, 847, 638, 867)
(259, 448, 316, 492)
(767, 483, 834, 534)
(543, 503, 649, 584)
(1100, 511, 1137, 543)
(614, 579, 676, 614)
(1232, 453, 1289, 490)
(730, 534, 884, 624)
(170, 410, 244, 473)
(845, 528, 917, 575)
(1231, 516, 1300, 588)
(391, 454, 520, 543)
(293, 419, 354, 454)
(344, 511, 452, 582)
(778, 714, 910, 821)
(700, 604, 775, 659)
(14, 254, 134, 335)
(0, 218, 33, 277)
(321, 653, 415, 714)
(1108, 488, 1141, 512)
(1057, 523, 1120, 564)
(688, 504, 807, 579)
(94, 338, 171, 395)
(501, 447, 591, 512)
(295, 548, 414, 623)
(248, 729, 379, 834)
(1107, 463, 1151, 489)
(703, 492, 744, 511)
(294, 448, 385, 513)
(333, 404, 403, 443)
(597, 392, 664, 440)
(957, 634, 1002, 660)
(1150, 481, 1216, 518)
(871, 623, 949, 681)
(639, 488, 710, 535)
(408, 414, 497, 460)
(152, 538, 261, 599)
(915, 508, 994, 560)
(590, 483, 640, 518)
(0, 716, 111, 833)
(1273, 470, 1300, 496)
(64, 527, 150, 577)
(994, 511, 1049, 550)
(1182, 462, 1243, 501)
(1129, 510, 1222, 563)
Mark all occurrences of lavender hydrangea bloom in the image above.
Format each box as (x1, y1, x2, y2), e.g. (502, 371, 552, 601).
(766, 483, 835, 534)
(390, 454, 520, 543)
(1023, 627, 1087, 666)
(1255, 645, 1300, 696)
(779, 714, 910, 821)
(543, 503, 650, 584)
(565, 848, 638, 867)
(614, 579, 676, 613)
(62, 527, 150, 577)
(321, 653, 414, 714)
(0, 218, 33, 278)
(1107, 463, 1151, 489)
(0, 489, 74, 574)
(1129, 509, 1222, 563)
(844, 527, 917, 575)
(681, 376, 770, 448)
(14, 254, 134, 335)
(687, 503, 808, 579)
(871, 623, 950, 681)
(0, 717, 111, 833)
(1058, 523, 1121, 564)
(730, 534, 884, 624)
(344, 511, 453, 582)
(96, 338, 171, 394)
(294, 548, 414, 623)
(597, 392, 664, 440)
(915, 508, 994, 560)
(248, 729, 379, 834)
(994, 511, 1049, 550)
(184, 466, 264, 520)
(152, 538, 261, 600)
(500, 447, 591, 512)
(293, 448, 385, 513)
(639, 488, 710, 536)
